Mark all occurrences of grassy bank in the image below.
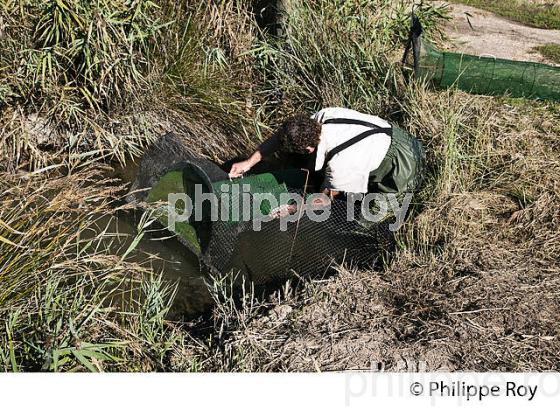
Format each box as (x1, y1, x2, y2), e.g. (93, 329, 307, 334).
(0, 0, 263, 169)
(0, 0, 448, 169)
(0, 168, 182, 371)
(1, 0, 560, 372)
(534, 43, 560, 63)
(449, 0, 560, 29)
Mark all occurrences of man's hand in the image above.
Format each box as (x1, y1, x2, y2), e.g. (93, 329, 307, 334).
(310, 195, 331, 207)
(269, 204, 298, 219)
(229, 160, 252, 178)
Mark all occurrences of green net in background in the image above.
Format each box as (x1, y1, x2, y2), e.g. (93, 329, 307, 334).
(409, 32, 560, 101)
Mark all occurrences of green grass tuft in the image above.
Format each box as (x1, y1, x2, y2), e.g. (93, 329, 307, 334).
(533, 43, 560, 64)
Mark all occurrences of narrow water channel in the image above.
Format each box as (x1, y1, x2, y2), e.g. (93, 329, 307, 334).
(107, 163, 215, 319)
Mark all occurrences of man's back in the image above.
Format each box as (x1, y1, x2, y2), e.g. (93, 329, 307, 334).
(312, 107, 392, 194)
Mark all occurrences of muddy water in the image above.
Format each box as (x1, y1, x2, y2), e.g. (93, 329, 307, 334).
(108, 163, 214, 319)
(108, 158, 301, 318)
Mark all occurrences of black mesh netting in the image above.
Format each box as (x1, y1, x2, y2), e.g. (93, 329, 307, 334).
(189, 160, 395, 284)
(132, 149, 395, 284)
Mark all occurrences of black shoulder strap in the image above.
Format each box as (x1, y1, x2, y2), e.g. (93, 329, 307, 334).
(323, 127, 392, 166)
(323, 118, 381, 128)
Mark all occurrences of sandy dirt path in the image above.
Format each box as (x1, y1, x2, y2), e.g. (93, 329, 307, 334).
(440, 2, 560, 64)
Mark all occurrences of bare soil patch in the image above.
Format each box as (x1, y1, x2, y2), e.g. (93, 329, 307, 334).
(441, 2, 560, 64)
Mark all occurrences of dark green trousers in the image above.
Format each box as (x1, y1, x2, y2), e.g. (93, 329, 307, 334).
(367, 126, 425, 194)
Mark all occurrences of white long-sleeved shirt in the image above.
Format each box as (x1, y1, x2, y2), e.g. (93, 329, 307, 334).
(312, 107, 391, 193)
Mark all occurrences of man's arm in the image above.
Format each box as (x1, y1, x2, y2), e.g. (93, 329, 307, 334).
(229, 133, 281, 177)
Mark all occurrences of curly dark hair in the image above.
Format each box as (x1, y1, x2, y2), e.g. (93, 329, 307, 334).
(276, 114, 322, 154)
